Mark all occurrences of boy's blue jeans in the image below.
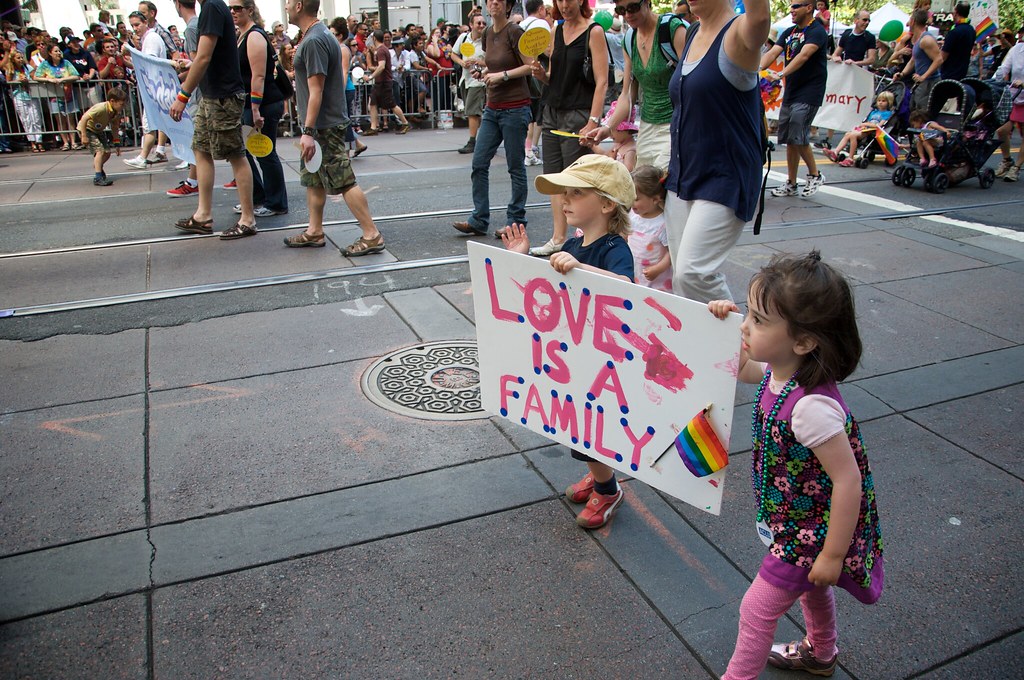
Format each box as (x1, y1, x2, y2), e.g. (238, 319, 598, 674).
(468, 104, 531, 233)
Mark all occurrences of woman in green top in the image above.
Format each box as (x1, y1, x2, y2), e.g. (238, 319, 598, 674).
(584, 0, 685, 170)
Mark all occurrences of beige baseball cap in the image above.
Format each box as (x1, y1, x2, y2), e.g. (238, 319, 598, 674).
(535, 154, 636, 208)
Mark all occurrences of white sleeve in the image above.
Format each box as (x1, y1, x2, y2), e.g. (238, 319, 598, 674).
(791, 395, 847, 449)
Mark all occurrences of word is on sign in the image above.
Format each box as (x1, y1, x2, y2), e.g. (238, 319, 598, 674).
(468, 243, 741, 515)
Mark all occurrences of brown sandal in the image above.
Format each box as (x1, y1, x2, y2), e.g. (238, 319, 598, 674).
(341, 233, 385, 257)
(220, 223, 258, 240)
(283, 231, 325, 248)
(174, 216, 214, 234)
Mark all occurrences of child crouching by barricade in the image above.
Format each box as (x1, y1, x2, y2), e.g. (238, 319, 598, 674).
(77, 87, 128, 186)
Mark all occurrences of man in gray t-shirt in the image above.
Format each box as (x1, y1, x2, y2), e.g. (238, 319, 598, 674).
(283, 0, 385, 256)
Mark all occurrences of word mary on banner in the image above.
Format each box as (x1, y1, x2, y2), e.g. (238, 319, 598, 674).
(127, 45, 196, 165)
(468, 242, 741, 515)
(766, 62, 875, 133)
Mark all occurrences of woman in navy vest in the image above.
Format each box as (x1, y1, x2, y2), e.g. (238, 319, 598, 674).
(664, 0, 769, 303)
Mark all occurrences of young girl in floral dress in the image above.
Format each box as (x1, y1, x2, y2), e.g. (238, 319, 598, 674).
(708, 250, 884, 679)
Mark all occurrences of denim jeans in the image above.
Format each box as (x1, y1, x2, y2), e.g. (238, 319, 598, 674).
(469, 104, 530, 233)
(243, 100, 288, 212)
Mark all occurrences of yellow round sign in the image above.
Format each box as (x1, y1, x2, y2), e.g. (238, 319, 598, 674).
(246, 133, 273, 158)
(459, 40, 476, 57)
(518, 26, 550, 58)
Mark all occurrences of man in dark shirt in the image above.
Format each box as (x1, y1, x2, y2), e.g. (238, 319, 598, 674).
(761, 0, 828, 197)
(169, 0, 255, 239)
(832, 10, 876, 67)
(940, 2, 974, 80)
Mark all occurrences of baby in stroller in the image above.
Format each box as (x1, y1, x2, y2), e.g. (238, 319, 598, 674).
(909, 109, 950, 169)
(824, 91, 897, 167)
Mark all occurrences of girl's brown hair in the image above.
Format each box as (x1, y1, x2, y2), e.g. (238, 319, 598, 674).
(631, 165, 666, 202)
(749, 250, 862, 388)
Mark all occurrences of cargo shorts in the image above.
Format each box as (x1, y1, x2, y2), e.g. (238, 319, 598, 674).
(299, 125, 357, 196)
(86, 130, 113, 155)
(192, 94, 245, 160)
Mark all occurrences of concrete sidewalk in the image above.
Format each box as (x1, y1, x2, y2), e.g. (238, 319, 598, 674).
(1, 127, 1023, 679)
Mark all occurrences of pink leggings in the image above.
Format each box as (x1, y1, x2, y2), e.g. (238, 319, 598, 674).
(722, 575, 837, 680)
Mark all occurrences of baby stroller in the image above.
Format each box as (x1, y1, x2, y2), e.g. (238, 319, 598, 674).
(892, 79, 1000, 193)
(846, 77, 907, 168)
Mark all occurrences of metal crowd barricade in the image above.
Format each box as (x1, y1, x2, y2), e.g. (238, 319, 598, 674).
(345, 68, 461, 132)
(0, 70, 466, 150)
(0, 78, 143, 149)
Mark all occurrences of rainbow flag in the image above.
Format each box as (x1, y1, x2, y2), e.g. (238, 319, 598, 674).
(675, 409, 729, 477)
(875, 127, 901, 165)
(976, 17, 996, 43)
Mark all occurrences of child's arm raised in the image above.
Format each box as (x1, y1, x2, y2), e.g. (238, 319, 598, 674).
(807, 435, 862, 587)
(499, 222, 530, 255)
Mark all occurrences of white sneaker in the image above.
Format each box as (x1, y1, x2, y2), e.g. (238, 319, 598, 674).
(801, 172, 825, 197)
(995, 158, 1014, 178)
(123, 156, 150, 169)
(232, 203, 243, 214)
(770, 180, 799, 197)
(174, 160, 190, 170)
(529, 239, 565, 257)
(525, 151, 542, 166)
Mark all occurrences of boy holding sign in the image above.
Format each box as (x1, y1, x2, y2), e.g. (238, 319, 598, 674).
(501, 154, 636, 529)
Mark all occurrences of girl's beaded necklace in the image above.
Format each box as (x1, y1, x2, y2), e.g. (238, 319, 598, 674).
(750, 369, 799, 523)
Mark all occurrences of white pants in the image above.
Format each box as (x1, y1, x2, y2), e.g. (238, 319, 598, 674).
(664, 194, 747, 303)
(636, 120, 672, 171)
(14, 98, 43, 142)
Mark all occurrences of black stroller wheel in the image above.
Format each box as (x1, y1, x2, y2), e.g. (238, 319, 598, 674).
(980, 168, 995, 189)
(933, 172, 949, 194)
(902, 167, 916, 187)
(892, 166, 904, 185)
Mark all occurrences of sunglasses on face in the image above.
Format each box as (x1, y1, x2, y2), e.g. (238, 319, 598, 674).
(229, 5, 244, 11)
(790, 3, 810, 8)
(614, 1, 644, 16)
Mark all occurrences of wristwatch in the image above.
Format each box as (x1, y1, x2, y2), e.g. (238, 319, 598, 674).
(300, 126, 316, 136)
(502, 71, 509, 82)
(588, 116, 601, 125)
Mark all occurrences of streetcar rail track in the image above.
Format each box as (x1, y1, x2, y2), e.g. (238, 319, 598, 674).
(4, 198, 1023, 261)
(3, 197, 1022, 318)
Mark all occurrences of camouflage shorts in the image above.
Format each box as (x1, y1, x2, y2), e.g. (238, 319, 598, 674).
(192, 95, 245, 160)
(299, 125, 357, 196)
(86, 131, 112, 155)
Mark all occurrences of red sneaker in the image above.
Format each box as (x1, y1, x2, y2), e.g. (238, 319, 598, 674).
(565, 472, 595, 503)
(166, 181, 199, 197)
(223, 179, 237, 188)
(575, 488, 623, 529)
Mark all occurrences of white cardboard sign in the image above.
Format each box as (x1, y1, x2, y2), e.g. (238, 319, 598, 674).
(468, 243, 741, 515)
(766, 61, 875, 133)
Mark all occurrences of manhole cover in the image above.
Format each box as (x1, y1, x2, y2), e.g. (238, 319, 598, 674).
(361, 340, 486, 421)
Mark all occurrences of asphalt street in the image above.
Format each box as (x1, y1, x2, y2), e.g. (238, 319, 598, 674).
(1, 127, 1022, 679)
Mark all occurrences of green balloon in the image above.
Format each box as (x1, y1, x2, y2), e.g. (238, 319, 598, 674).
(595, 9, 614, 31)
(878, 19, 904, 42)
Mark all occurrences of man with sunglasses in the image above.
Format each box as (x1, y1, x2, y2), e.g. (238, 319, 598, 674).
(761, 0, 827, 197)
(832, 10, 876, 68)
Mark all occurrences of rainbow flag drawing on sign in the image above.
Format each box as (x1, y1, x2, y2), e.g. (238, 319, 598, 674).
(675, 408, 729, 477)
(875, 127, 901, 165)
(976, 16, 996, 43)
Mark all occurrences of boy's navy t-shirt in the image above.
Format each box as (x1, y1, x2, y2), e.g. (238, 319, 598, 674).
(560, 233, 635, 281)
